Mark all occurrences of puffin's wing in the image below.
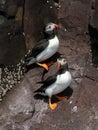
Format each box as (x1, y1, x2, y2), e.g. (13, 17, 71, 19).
(34, 75, 57, 93)
(31, 39, 49, 57)
(37, 75, 57, 87)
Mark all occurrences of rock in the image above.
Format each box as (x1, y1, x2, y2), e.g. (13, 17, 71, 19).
(0, 0, 6, 11)
(5, 4, 17, 17)
(5, 0, 19, 17)
(24, 0, 58, 49)
(0, 73, 35, 129)
(0, 22, 26, 64)
(0, 15, 6, 25)
(0, 68, 2, 83)
(0, 0, 26, 65)
(0, 0, 98, 130)
(58, 0, 91, 33)
(89, 0, 98, 67)
(90, 0, 98, 29)
(15, 6, 23, 23)
(10, 80, 14, 85)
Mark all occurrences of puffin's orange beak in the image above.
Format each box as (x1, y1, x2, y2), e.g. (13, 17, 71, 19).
(57, 59, 61, 70)
(54, 23, 61, 29)
(57, 62, 61, 70)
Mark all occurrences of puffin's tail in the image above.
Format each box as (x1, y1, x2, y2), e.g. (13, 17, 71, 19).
(34, 86, 45, 93)
(25, 57, 36, 66)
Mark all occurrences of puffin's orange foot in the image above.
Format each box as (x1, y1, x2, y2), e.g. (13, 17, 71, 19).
(55, 95, 68, 101)
(49, 102, 58, 110)
(37, 62, 49, 70)
(46, 61, 54, 67)
(49, 98, 58, 110)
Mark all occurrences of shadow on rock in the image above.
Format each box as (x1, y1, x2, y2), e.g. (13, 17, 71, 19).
(34, 87, 73, 104)
(24, 52, 62, 79)
(34, 94, 49, 103)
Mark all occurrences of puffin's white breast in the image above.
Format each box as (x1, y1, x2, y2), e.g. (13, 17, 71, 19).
(45, 71, 72, 97)
(36, 36, 59, 62)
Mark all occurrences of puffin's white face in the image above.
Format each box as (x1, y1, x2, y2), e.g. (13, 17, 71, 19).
(45, 23, 60, 33)
(57, 58, 67, 66)
(45, 23, 56, 32)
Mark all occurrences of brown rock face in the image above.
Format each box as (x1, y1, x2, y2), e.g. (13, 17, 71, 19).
(90, 0, 98, 29)
(0, 0, 26, 65)
(24, 0, 58, 49)
(0, 0, 98, 130)
(89, 0, 98, 67)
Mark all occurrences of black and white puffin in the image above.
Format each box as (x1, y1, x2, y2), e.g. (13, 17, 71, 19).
(35, 57, 73, 110)
(25, 22, 61, 70)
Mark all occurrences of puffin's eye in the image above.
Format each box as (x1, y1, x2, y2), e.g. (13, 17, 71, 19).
(48, 26, 51, 29)
(63, 59, 66, 62)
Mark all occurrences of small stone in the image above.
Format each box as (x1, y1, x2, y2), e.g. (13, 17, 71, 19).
(59, 5, 61, 8)
(28, 50, 31, 53)
(20, 71, 23, 75)
(0, 98, 2, 102)
(0, 68, 2, 74)
(6, 84, 9, 89)
(69, 101, 73, 104)
(2, 78, 6, 82)
(47, 0, 49, 3)
(9, 85, 13, 89)
(64, 28, 67, 32)
(18, 63, 21, 66)
(22, 60, 25, 64)
(22, 32, 25, 36)
(7, 75, 10, 79)
(4, 67, 8, 72)
(54, 2, 59, 7)
(72, 106, 78, 113)
(2, 89, 7, 96)
(0, 15, 5, 25)
(14, 81, 18, 84)
(18, 81, 20, 84)
(50, 6, 53, 8)
(14, 76, 17, 80)
(18, 76, 21, 81)
(11, 80, 15, 85)
(8, 80, 11, 83)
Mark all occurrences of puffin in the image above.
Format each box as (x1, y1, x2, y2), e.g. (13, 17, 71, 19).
(35, 57, 73, 110)
(25, 22, 61, 70)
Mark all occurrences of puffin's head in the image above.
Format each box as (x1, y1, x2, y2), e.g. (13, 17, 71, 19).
(57, 57, 68, 70)
(45, 22, 61, 34)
